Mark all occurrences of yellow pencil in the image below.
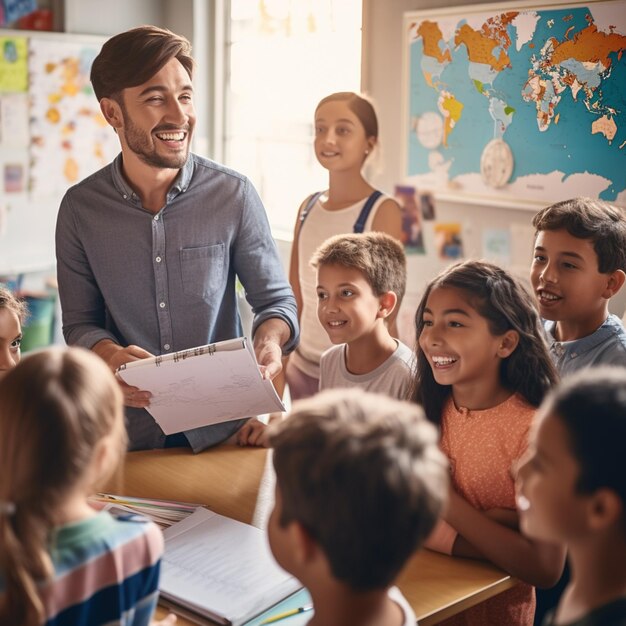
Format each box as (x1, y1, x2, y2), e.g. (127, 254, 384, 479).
(260, 605, 313, 624)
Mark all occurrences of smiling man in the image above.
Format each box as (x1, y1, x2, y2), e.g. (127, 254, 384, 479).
(55, 26, 298, 452)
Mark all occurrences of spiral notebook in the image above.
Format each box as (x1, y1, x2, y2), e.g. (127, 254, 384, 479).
(116, 337, 285, 434)
(159, 507, 302, 626)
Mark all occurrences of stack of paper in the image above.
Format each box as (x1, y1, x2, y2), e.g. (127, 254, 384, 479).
(89, 493, 202, 530)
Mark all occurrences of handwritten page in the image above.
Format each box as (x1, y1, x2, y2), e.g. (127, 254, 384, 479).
(161, 508, 302, 626)
(117, 338, 285, 434)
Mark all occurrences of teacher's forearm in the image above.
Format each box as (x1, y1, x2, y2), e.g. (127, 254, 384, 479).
(253, 318, 292, 351)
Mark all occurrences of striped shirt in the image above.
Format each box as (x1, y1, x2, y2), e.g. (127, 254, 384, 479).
(0, 511, 163, 626)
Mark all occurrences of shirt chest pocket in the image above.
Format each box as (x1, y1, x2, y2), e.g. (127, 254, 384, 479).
(180, 244, 225, 299)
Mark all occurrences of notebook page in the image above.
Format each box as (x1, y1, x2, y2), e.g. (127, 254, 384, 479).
(161, 509, 301, 625)
(117, 338, 285, 433)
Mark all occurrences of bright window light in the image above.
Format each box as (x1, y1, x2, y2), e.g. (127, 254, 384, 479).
(224, 0, 362, 239)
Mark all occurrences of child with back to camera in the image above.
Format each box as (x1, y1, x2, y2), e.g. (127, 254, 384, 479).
(0, 347, 167, 626)
(410, 260, 565, 625)
(267, 388, 449, 626)
(0, 286, 27, 377)
(284, 91, 403, 400)
(311, 231, 413, 399)
(517, 367, 626, 626)
(531, 197, 626, 375)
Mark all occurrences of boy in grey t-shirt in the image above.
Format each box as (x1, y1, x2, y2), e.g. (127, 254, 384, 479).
(311, 232, 413, 399)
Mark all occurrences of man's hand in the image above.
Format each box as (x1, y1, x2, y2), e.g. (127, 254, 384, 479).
(253, 318, 291, 380)
(236, 417, 270, 447)
(236, 413, 282, 447)
(92, 339, 154, 408)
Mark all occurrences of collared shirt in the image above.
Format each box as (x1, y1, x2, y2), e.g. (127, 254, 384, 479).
(56, 153, 298, 451)
(543, 314, 626, 377)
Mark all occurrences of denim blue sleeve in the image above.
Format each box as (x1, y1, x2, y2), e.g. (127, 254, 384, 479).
(232, 177, 299, 354)
(55, 192, 120, 349)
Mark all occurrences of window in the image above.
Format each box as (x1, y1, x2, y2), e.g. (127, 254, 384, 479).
(224, 0, 362, 239)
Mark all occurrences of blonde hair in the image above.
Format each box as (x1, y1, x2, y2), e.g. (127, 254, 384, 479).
(0, 347, 125, 626)
(0, 286, 27, 324)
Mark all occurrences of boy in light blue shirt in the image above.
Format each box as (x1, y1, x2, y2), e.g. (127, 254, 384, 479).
(530, 197, 626, 377)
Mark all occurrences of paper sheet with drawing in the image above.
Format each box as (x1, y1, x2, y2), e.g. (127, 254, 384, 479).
(116, 337, 285, 434)
(160, 507, 302, 626)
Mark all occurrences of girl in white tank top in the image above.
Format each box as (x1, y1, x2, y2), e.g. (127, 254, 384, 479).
(281, 92, 403, 400)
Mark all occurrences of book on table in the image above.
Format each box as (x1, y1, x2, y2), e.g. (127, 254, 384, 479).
(116, 337, 285, 434)
(159, 507, 302, 626)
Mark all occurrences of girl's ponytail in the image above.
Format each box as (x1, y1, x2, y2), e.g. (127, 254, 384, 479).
(0, 504, 52, 626)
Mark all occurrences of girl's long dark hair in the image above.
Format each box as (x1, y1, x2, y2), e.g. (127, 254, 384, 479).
(408, 260, 559, 425)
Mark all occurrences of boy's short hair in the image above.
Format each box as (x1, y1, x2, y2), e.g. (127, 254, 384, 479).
(542, 366, 626, 520)
(310, 232, 406, 303)
(532, 197, 626, 273)
(269, 389, 448, 591)
(91, 25, 194, 102)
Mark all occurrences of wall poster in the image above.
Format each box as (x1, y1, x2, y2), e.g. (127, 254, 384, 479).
(403, 0, 626, 208)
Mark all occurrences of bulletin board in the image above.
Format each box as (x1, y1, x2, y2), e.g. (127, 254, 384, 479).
(402, 0, 626, 210)
(0, 29, 118, 275)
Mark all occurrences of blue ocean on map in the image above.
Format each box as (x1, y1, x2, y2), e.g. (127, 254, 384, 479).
(407, 4, 626, 201)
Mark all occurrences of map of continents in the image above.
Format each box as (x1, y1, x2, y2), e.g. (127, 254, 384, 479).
(406, 2, 626, 205)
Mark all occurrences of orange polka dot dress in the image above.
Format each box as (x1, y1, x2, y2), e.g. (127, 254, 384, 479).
(438, 393, 535, 626)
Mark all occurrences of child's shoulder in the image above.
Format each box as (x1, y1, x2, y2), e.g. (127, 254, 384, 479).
(394, 340, 415, 366)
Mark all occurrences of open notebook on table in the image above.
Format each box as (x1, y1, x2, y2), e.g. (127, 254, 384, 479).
(159, 507, 302, 626)
(116, 337, 285, 434)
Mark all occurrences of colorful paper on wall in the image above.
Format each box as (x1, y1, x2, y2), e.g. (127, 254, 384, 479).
(434, 222, 464, 260)
(2, 0, 37, 24)
(0, 37, 28, 92)
(394, 184, 426, 255)
(482, 228, 511, 266)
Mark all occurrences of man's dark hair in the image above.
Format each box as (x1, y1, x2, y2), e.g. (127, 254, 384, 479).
(90, 25, 194, 101)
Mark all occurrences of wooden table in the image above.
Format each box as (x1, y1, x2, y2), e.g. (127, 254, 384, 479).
(104, 446, 517, 625)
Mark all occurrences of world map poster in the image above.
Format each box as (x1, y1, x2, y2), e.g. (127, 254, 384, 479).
(404, 0, 626, 208)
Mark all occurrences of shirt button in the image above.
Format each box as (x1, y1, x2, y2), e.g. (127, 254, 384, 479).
(123, 194, 128, 199)
(154, 215, 160, 221)
(164, 344, 170, 351)
(156, 256, 162, 263)
(159, 302, 166, 309)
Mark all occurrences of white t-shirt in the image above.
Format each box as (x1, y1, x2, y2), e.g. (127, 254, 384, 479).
(319, 340, 414, 400)
(290, 192, 390, 378)
(389, 586, 418, 626)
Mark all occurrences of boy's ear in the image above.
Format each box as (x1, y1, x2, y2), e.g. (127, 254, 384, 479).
(377, 291, 398, 319)
(602, 269, 626, 299)
(100, 97, 124, 130)
(497, 330, 519, 358)
(586, 487, 623, 532)
(289, 520, 320, 564)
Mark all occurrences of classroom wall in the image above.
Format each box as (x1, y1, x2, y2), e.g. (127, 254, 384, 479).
(361, 0, 626, 341)
(19, 0, 626, 343)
